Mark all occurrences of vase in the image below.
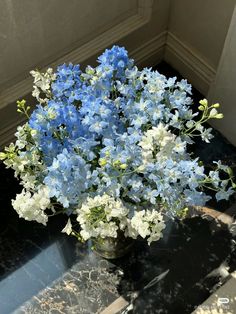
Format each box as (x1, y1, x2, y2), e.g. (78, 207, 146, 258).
(91, 231, 134, 259)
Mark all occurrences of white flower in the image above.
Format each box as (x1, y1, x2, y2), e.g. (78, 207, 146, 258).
(12, 185, 50, 225)
(97, 221, 118, 238)
(106, 199, 129, 220)
(30, 68, 56, 104)
(186, 120, 195, 128)
(61, 218, 72, 235)
(130, 210, 150, 238)
(173, 138, 186, 154)
(201, 128, 214, 143)
(76, 194, 130, 240)
(80, 229, 92, 241)
(138, 123, 186, 169)
(21, 174, 37, 189)
(128, 209, 166, 245)
(139, 124, 175, 153)
(125, 222, 139, 239)
(209, 108, 218, 117)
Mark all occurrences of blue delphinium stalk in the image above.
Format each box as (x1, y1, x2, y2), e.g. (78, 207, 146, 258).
(44, 149, 99, 208)
(52, 63, 82, 104)
(97, 45, 134, 80)
(29, 100, 85, 165)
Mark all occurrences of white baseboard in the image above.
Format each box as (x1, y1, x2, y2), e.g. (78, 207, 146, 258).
(0, 29, 217, 148)
(165, 32, 217, 95)
(131, 31, 167, 67)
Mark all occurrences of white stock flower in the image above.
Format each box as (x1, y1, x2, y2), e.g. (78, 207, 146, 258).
(12, 185, 50, 225)
(21, 174, 37, 190)
(209, 108, 218, 117)
(106, 199, 129, 220)
(76, 194, 129, 240)
(138, 123, 186, 168)
(30, 68, 56, 104)
(62, 218, 72, 235)
(139, 124, 174, 154)
(131, 211, 150, 238)
(128, 209, 166, 245)
(97, 221, 118, 238)
(173, 138, 186, 154)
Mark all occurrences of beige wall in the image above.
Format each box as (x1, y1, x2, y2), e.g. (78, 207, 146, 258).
(168, 0, 236, 70)
(208, 5, 236, 146)
(120, 0, 170, 59)
(0, 0, 137, 91)
(0, 0, 170, 92)
(166, 0, 236, 146)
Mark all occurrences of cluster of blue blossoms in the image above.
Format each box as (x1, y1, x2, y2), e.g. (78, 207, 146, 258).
(26, 46, 234, 214)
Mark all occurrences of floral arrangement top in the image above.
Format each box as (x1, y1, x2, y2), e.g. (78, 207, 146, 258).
(1, 46, 235, 245)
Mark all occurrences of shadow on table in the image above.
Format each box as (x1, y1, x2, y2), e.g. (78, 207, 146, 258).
(110, 216, 235, 314)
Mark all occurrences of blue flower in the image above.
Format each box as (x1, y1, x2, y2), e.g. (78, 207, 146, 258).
(97, 45, 133, 79)
(216, 188, 234, 201)
(52, 63, 82, 104)
(29, 101, 84, 165)
(44, 149, 94, 208)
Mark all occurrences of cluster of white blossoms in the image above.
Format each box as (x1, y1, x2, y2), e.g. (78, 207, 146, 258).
(30, 68, 56, 104)
(76, 194, 129, 241)
(1, 122, 45, 192)
(2, 123, 45, 177)
(75, 194, 165, 244)
(126, 210, 166, 245)
(138, 123, 186, 168)
(12, 185, 51, 225)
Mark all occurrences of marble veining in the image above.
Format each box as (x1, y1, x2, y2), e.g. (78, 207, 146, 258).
(14, 257, 121, 314)
(4, 216, 236, 314)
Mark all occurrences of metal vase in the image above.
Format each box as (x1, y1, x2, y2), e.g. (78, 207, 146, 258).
(91, 231, 134, 259)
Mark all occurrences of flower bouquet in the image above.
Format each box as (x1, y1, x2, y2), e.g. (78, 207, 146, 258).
(1, 46, 235, 258)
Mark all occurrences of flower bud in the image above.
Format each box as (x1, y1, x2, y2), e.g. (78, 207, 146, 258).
(215, 113, 224, 119)
(199, 99, 208, 106)
(99, 158, 107, 167)
(17, 99, 26, 108)
(198, 105, 204, 111)
(86, 66, 95, 75)
(113, 160, 121, 167)
(212, 103, 220, 108)
(227, 167, 233, 176)
(120, 163, 127, 170)
(0, 152, 6, 160)
(30, 129, 37, 137)
(137, 165, 145, 172)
